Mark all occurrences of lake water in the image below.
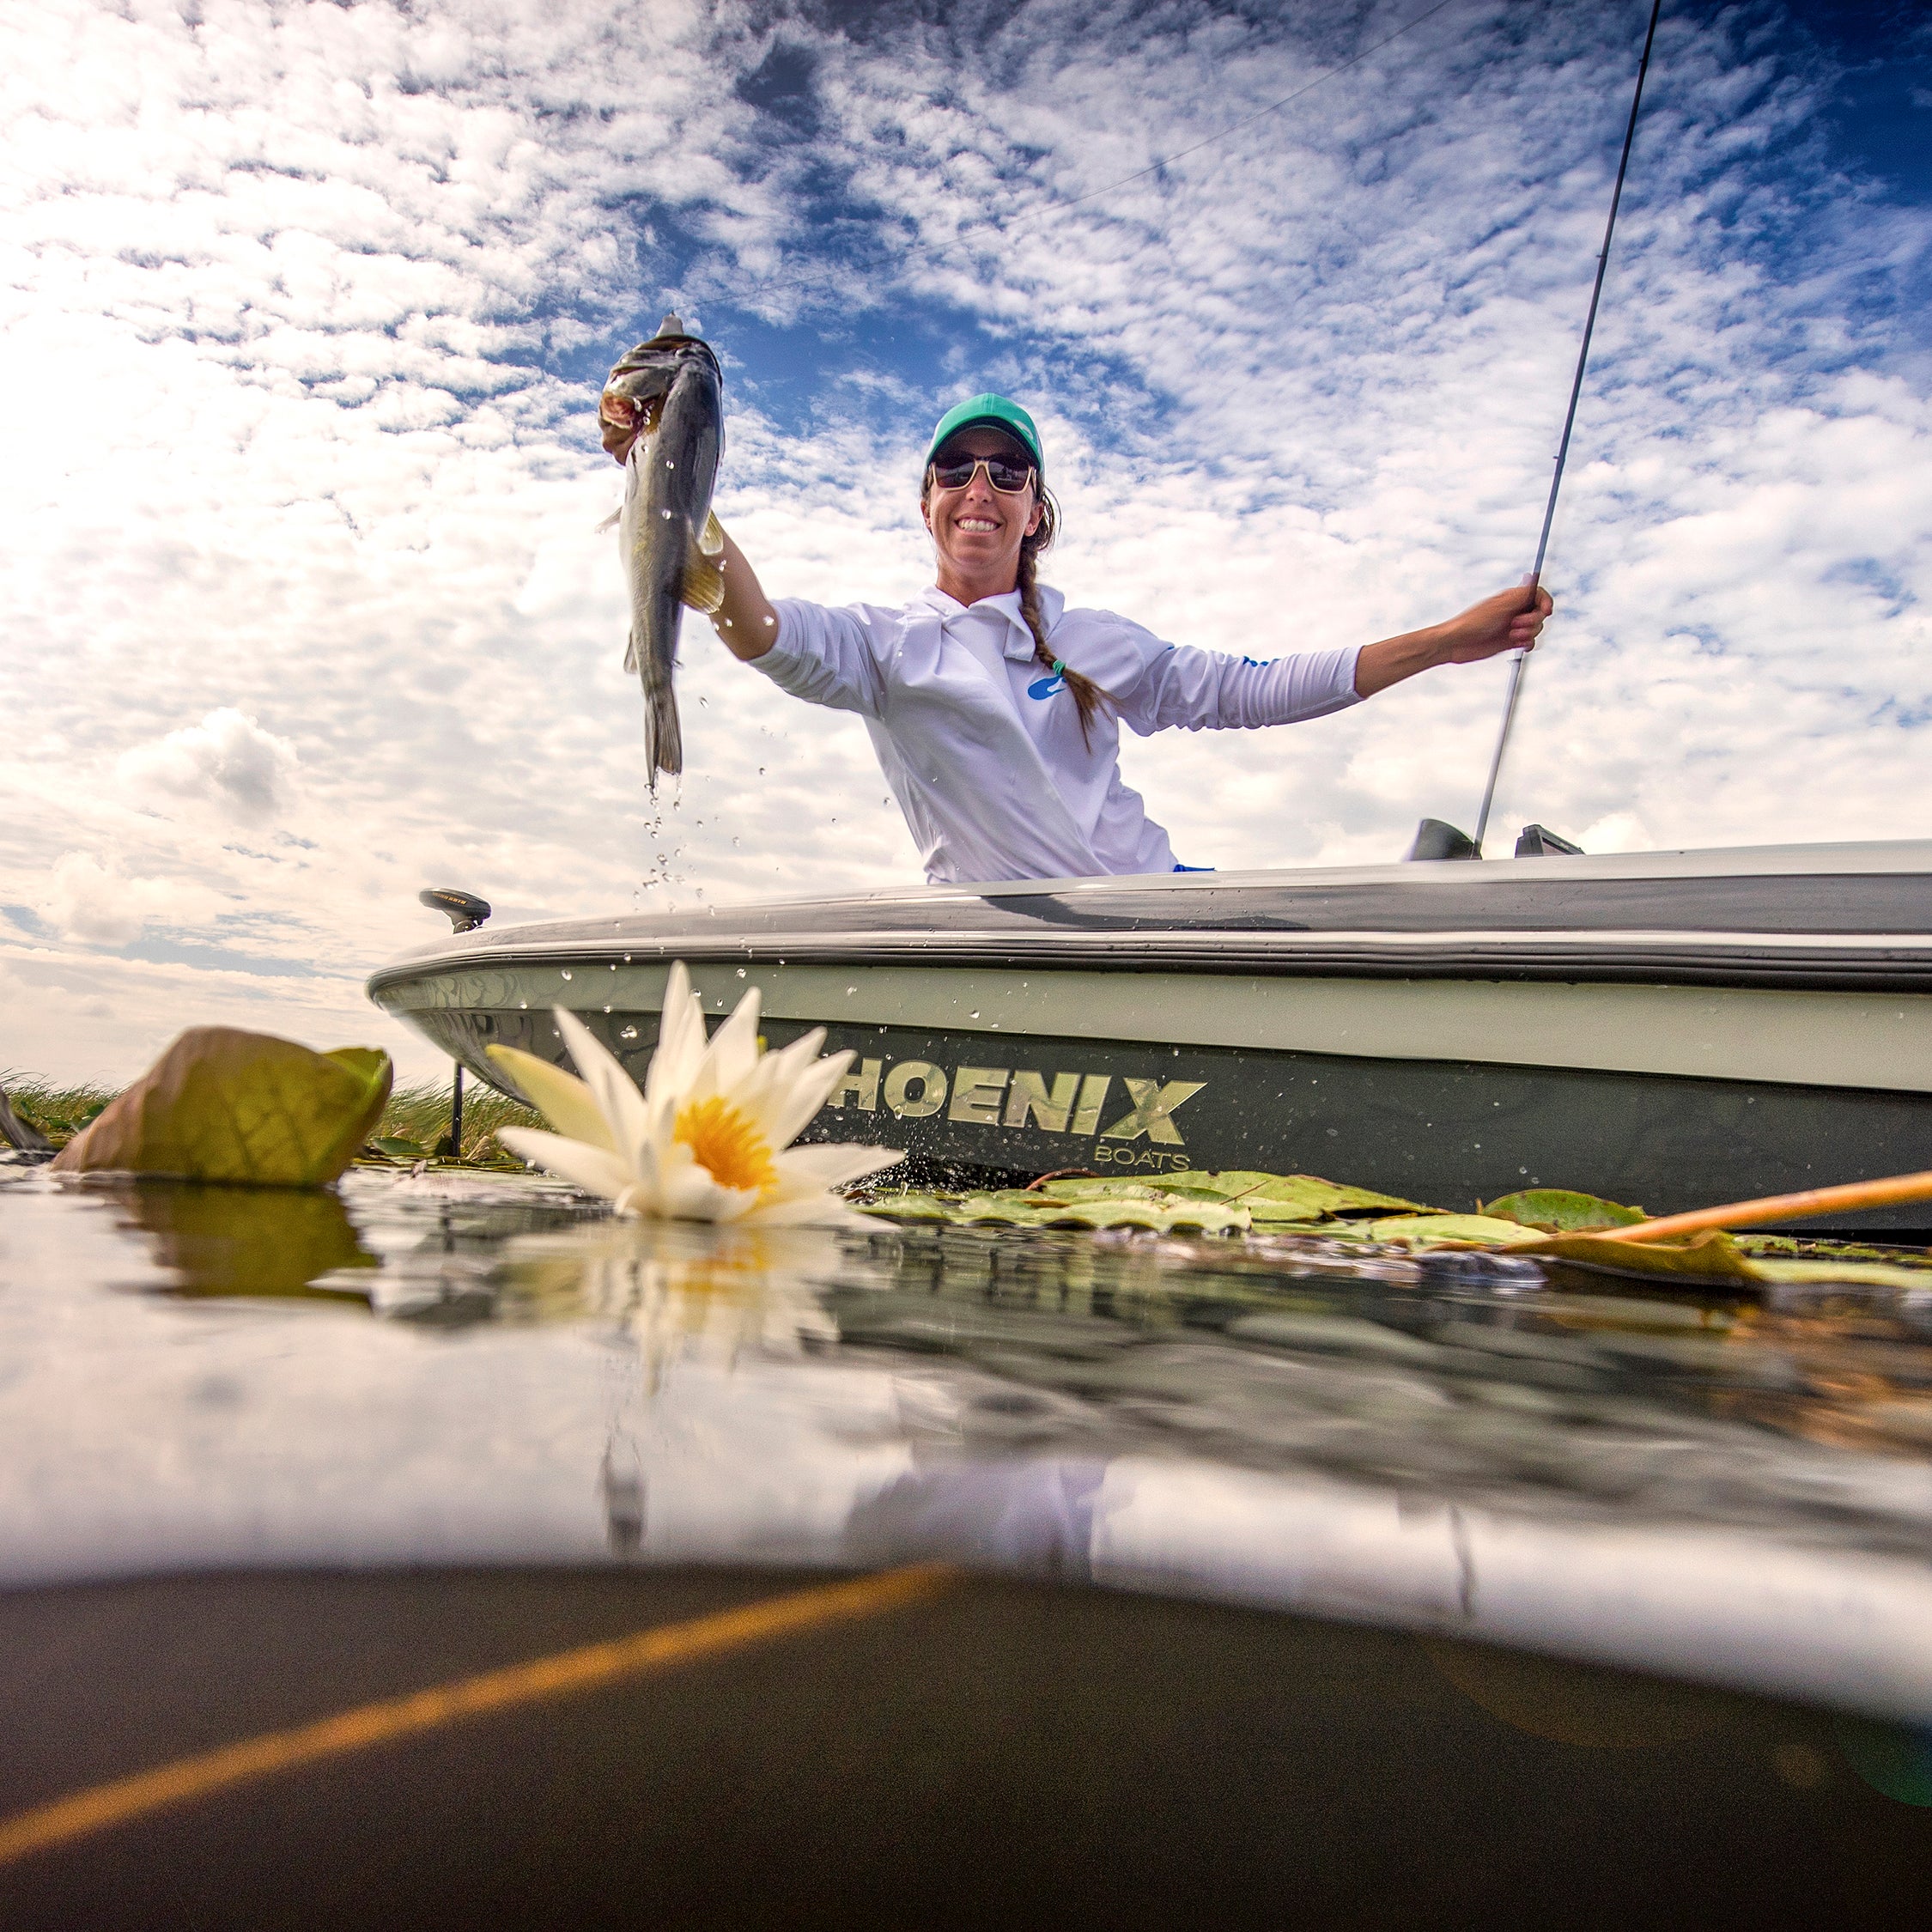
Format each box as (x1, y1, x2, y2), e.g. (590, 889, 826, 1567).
(3, 1162, 1930, 1921)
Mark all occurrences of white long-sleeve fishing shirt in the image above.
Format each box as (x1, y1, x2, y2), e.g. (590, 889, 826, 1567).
(750, 583, 1362, 884)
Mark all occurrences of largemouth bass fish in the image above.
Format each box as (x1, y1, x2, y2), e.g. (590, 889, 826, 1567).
(600, 314, 725, 787)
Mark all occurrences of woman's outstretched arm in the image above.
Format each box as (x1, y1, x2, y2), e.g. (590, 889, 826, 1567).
(706, 525, 781, 663)
(1352, 580, 1553, 697)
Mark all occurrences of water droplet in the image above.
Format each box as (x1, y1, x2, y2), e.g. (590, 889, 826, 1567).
(757, 766, 765, 775)
(602, 1004, 611, 1013)
(620, 1025, 639, 1041)
(519, 999, 528, 1009)
(660, 508, 672, 519)
(561, 969, 573, 980)
(699, 696, 708, 706)
(969, 1010, 981, 1019)
(846, 985, 855, 995)
(736, 968, 746, 978)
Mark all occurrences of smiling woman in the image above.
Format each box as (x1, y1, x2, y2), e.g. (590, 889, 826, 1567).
(695, 394, 1552, 884)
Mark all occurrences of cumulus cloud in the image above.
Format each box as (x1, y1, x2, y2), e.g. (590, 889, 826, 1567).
(117, 708, 301, 824)
(2, 0, 1928, 1079)
(34, 853, 226, 947)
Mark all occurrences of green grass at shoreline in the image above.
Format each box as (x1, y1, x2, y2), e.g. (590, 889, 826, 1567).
(3, 1071, 540, 1165)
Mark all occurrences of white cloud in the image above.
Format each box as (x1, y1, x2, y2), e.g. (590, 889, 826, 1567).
(33, 852, 227, 947)
(117, 708, 301, 825)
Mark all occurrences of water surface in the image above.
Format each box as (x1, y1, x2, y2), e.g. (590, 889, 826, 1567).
(4, 1163, 1932, 1733)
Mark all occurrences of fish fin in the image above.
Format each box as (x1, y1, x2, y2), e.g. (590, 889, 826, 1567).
(595, 507, 621, 532)
(698, 509, 725, 556)
(680, 546, 726, 616)
(622, 627, 639, 674)
(641, 679, 683, 783)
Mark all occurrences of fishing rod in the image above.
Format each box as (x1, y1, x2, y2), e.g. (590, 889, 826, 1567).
(1469, 0, 1664, 855)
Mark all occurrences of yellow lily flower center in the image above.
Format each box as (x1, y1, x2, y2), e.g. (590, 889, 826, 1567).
(674, 1096, 778, 1197)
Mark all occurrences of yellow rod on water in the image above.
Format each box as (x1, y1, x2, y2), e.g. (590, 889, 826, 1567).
(1607, 1170, 1932, 1245)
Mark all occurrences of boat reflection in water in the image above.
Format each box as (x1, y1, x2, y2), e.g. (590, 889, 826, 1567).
(1, 1168, 1929, 1923)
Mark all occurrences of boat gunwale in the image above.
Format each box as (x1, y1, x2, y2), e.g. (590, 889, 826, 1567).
(366, 927, 1932, 999)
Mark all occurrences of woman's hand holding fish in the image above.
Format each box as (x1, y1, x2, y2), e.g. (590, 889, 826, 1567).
(1352, 579, 1553, 696)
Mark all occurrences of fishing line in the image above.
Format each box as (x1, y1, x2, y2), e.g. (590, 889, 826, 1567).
(1470, 0, 1664, 854)
(742, 0, 1463, 310)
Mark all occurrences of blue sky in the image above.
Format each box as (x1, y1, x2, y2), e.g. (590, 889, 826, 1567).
(3, 0, 1930, 1081)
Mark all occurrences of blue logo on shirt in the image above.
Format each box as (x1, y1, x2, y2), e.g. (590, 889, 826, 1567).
(1027, 672, 1065, 700)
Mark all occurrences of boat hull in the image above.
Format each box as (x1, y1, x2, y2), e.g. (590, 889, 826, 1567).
(374, 955, 1932, 1228)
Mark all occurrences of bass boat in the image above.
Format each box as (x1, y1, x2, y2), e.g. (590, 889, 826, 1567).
(368, 839, 1932, 1230)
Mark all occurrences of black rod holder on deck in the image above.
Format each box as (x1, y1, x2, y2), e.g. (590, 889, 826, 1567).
(418, 887, 492, 1158)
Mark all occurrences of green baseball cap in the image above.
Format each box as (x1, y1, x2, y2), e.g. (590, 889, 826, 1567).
(925, 393, 1043, 477)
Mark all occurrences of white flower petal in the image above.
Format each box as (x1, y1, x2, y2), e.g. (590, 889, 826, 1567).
(496, 1127, 640, 1206)
(769, 1142, 905, 1193)
(744, 1194, 872, 1228)
(645, 963, 708, 1109)
(702, 983, 763, 1092)
(554, 1009, 651, 1155)
(660, 1160, 763, 1224)
(717, 1036, 841, 1151)
(485, 1046, 617, 1153)
(757, 1049, 859, 1151)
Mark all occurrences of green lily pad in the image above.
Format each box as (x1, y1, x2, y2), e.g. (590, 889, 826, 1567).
(50, 1029, 392, 1188)
(1239, 1174, 1434, 1217)
(1752, 1258, 1932, 1291)
(1364, 1213, 1539, 1247)
(857, 1187, 1249, 1233)
(371, 1135, 431, 1161)
(1033, 1171, 1433, 1224)
(1481, 1188, 1647, 1232)
(1506, 1229, 1764, 1282)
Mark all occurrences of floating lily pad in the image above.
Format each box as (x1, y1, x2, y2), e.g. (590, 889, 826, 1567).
(1031, 1176, 1223, 1202)
(1364, 1213, 1537, 1247)
(370, 1135, 431, 1162)
(858, 1186, 1249, 1233)
(1505, 1229, 1763, 1282)
(1237, 1174, 1433, 1217)
(50, 1029, 392, 1188)
(1481, 1188, 1647, 1232)
(1752, 1258, 1932, 1291)
(1032, 1170, 1431, 1224)
(854, 1166, 1932, 1292)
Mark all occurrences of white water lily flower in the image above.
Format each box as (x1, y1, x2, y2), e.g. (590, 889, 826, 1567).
(486, 962, 902, 1223)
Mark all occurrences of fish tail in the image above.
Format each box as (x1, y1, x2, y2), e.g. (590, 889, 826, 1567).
(641, 677, 683, 784)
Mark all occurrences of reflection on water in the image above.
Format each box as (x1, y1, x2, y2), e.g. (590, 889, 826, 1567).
(108, 1180, 379, 1303)
(3, 1165, 1932, 1751)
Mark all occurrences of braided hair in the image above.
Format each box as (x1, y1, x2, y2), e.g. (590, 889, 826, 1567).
(922, 467, 1113, 744)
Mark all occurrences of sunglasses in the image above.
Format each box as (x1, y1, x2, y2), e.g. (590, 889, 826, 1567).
(927, 451, 1037, 494)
